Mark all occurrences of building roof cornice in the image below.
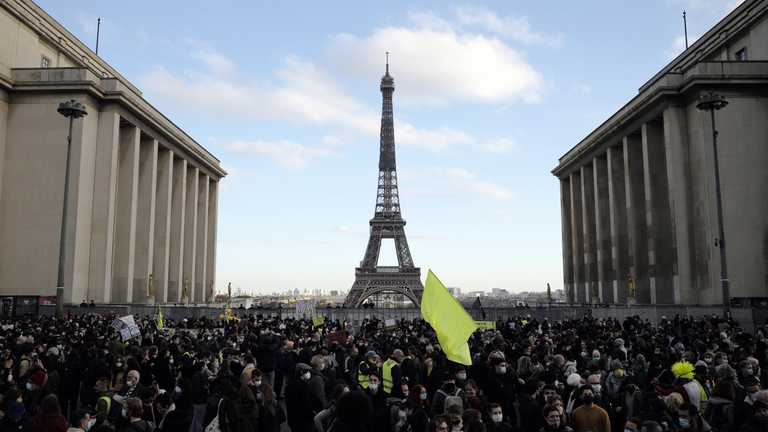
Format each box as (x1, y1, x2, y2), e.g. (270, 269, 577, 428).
(11, 67, 227, 178)
(552, 0, 768, 177)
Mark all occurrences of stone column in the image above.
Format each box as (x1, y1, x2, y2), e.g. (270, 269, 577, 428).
(593, 155, 611, 303)
(153, 148, 173, 303)
(206, 180, 219, 302)
(183, 165, 199, 303)
(196, 174, 209, 303)
(663, 106, 690, 304)
(0, 89, 8, 211)
(624, 133, 649, 303)
(168, 156, 186, 302)
(134, 137, 158, 304)
(88, 108, 121, 302)
(569, 172, 584, 303)
(581, 164, 597, 303)
(560, 178, 574, 303)
(607, 145, 629, 303)
(642, 120, 675, 304)
(112, 125, 140, 303)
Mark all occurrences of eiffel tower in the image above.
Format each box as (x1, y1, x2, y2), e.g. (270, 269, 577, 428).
(344, 57, 423, 307)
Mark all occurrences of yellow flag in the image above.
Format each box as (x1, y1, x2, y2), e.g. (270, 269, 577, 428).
(421, 270, 478, 365)
(155, 306, 164, 330)
(312, 316, 325, 328)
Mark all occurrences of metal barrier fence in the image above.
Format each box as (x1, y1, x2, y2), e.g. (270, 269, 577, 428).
(37, 304, 760, 332)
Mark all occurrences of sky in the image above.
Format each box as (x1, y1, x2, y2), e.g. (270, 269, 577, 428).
(38, 0, 743, 296)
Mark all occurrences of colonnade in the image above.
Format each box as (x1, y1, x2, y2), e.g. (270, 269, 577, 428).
(88, 110, 218, 304)
(560, 109, 685, 305)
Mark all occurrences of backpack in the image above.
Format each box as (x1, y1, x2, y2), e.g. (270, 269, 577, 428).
(204, 399, 224, 432)
(437, 389, 463, 413)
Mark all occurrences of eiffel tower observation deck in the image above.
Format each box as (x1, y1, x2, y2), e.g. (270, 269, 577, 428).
(344, 57, 424, 307)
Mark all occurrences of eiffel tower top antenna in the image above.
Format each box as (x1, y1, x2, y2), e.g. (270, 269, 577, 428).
(386, 52, 389, 74)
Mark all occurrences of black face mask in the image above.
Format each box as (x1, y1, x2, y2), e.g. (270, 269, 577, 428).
(444, 382, 456, 393)
(582, 395, 593, 405)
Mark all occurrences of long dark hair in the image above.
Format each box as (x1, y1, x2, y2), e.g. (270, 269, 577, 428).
(407, 384, 430, 410)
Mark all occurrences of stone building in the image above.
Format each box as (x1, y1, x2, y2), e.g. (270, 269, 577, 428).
(552, 0, 768, 305)
(0, 0, 226, 304)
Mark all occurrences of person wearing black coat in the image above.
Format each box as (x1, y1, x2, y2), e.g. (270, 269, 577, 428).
(331, 390, 374, 432)
(256, 383, 285, 432)
(285, 363, 315, 432)
(255, 331, 280, 388)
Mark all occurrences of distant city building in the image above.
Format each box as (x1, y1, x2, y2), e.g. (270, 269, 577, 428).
(0, 0, 225, 304)
(552, 0, 768, 305)
(491, 288, 510, 297)
(329, 290, 339, 297)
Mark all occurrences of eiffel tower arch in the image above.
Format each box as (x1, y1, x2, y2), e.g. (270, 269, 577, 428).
(344, 58, 423, 308)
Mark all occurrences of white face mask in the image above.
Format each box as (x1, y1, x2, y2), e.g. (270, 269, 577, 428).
(420, 392, 428, 400)
(174, 385, 182, 394)
(25, 382, 33, 391)
(492, 413, 503, 423)
(456, 372, 467, 381)
(496, 366, 506, 374)
(369, 383, 379, 392)
(254, 381, 262, 387)
(302, 372, 311, 381)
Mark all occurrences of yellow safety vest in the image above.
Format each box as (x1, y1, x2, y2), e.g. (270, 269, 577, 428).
(357, 361, 370, 389)
(382, 359, 397, 394)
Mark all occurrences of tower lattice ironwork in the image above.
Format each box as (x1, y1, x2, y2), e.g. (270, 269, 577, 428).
(344, 59, 423, 307)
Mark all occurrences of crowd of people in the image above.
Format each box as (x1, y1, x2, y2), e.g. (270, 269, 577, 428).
(0, 310, 766, 432)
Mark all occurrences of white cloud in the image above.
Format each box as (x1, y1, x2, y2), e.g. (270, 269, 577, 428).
(330, 27, 543, 106)
(144, 49, 493, 156)
(481, 138, 516, 154)
(224, 139, 337, 169)
(453, 6, 563, 47)
(192, 49, 236, 77)
(445, 168, 513, 200)
(665, 33, 702, 59)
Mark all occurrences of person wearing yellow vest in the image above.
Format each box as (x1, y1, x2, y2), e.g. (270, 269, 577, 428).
(382, 349, 404, 397)
(358, 351, 380, 389)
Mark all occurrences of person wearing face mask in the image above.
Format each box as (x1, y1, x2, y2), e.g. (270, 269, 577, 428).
(67, 409, 94, 432)
(358, 351, 380, 391)
(401, 385, 430, 432)
(540, 404, 572, 432)
(571, 385, 610, 432)
(485, 357, 517, 428)
(486, 403, 513, 432)
(365, 373, 389, 432)
(285, 363, 315, 432)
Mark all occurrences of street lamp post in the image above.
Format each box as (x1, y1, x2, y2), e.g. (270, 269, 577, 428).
(696, 92, 729, 318)
(56, 100, 88, 317)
